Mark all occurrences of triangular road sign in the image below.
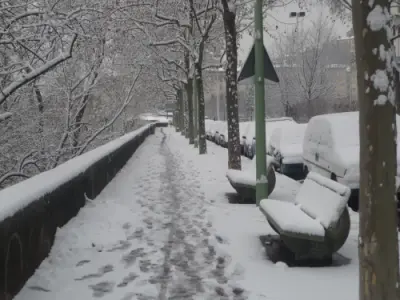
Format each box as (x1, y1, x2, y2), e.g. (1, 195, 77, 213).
(238, 42, 279, 83)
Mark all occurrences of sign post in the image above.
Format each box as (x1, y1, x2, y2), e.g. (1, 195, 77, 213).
(238, 1, 279, 206)
(254, 0, 267, 205)
(193, 77, 199, 148)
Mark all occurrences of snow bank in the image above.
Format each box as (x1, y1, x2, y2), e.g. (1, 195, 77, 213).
(0, 124, 154, 222)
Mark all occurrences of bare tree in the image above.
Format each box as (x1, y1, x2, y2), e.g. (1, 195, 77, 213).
(297, 17, 335, 118)
(220, 0, 241, 169)
(0, 0, 166, 188)
(189, 0, 218, 154)
(216, 0, 289, 168)
(0, 0, 105, 105)
(274, 15, 336, 119)
(352, 1, 400, 300)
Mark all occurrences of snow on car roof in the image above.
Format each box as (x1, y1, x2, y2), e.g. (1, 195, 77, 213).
(280, 123, 308, 145)
(310, 111, 400, 147)
(312, 112, 359, 146)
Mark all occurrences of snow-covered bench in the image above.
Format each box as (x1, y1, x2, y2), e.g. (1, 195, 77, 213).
(226, 155, 277, 203)
(259, 171, 351, 264)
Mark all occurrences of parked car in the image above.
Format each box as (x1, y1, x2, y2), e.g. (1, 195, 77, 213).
(268, 123, 307, 181)
(302, 111, 400, 210)
(219, 133, 227, 147)
(239, 122, 252, 155)
(210, 121, 226, 143)
(248, 117, 296, 159)
(205, 120, 214, 140)
(244, 126, 256, 158)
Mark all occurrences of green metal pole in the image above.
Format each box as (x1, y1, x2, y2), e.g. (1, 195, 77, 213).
(254, 0, 267, 206)
(193, 76, 199, 148)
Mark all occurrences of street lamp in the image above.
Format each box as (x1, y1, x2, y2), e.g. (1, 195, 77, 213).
(289, 11, 306, 33)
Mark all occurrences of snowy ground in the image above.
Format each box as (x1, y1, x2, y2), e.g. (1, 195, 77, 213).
(16, 127, 361, 300)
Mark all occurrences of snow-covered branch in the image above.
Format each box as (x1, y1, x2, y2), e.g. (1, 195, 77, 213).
(0, 34, 78, 105)
(0, 172, 30, 186)
(76, 66, 143, 156)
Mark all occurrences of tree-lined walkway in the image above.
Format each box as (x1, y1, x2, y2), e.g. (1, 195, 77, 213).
(15, 129, 244, 300)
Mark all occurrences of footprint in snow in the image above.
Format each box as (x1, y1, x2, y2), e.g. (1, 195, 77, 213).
(75, 264, 114, 281)
(76, 259, 91, 267)
(117, 272, 138, 288)
(107, 240, 131, 252)
(28, 286, 51, 292)
(89, 281, 115, 298)
(122, 247, 147, 268)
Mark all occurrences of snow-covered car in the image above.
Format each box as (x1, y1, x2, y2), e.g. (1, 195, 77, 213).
(219, 133, 227, 147)
(247, 137, 256, 159)
(239, 122, 252, 155)
(268, 123, 307, 181)
(218, 125, 229, 147)
(205, 120, 214, 140)
(208, 121, 225, 143)
(214, 121, 227, 145)
(302, 111, 400, 210)
(247, 117, 297, 159)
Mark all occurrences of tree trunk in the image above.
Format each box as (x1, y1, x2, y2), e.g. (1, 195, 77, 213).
(193, 77, 199, 148)
(174, 111, 179, 131)
(186, 78, 194, 144)
(395, 68, 400, 113)
(177, 89, 184, 134)
(351, 1, 400, 300)
(71, 70, 101, 149)
(174, 96, 180, 132)
(33, 83, 44, 135)
(184, 92, 189, 138)
(222, 0, 241, 170)
(195, 63, 207, 154)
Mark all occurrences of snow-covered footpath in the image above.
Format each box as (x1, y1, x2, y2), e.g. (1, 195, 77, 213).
(16, 127, 361, 300)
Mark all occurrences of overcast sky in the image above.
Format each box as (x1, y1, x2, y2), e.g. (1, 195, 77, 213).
(238, 2, 352, 64)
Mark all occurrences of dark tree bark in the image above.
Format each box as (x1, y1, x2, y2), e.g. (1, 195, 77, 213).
(71, 65, 101, 149)
(195, 63, 207, 154)
(395, 68, 400, 113)
(184, 92, 189, 138)
(351, 1, 400, 299)
(221, 0, 241, 170)
(186, 78, 194, 144)
(184, 20, 195, 144)
(177, 88, 184, 134)
(33, 83, 44, 135)
(174, 92, 181, 132)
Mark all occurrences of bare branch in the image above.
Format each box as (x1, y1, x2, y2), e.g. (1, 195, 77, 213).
(76, 67, 143, 156)
(0, 34, 78, 106)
